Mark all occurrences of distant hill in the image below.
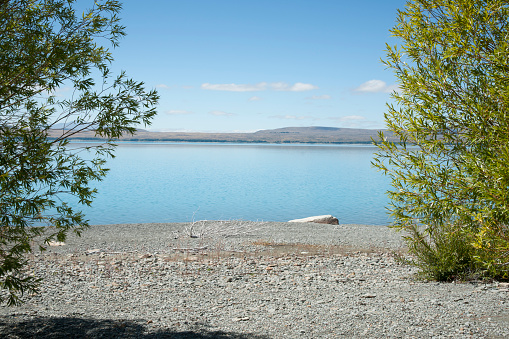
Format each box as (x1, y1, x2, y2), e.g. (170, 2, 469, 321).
(47, 126, 397, 144)
(252, 127, 392, 143)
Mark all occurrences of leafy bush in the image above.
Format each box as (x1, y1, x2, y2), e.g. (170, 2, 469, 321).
(374, 0, 509, 280)
(0, 0, 158, 305)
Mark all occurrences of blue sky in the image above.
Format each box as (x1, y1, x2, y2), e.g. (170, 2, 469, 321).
(108, 1, 407, 132)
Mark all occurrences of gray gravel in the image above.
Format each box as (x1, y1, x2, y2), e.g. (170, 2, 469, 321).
(0, 222, 508, 338)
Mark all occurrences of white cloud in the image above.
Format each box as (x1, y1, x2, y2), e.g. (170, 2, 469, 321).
(308, 94, 331, 100)
(48, 86, 71, 97)
(39, 86, 70, 97)
(354, 80, 398, 93)
(201, 82, 318, 92)
(385, 84, 400, 92)
(53, 87, 71, 93)
(248, 96, 262, 101)
(201, 82, 267, 92)
(328, 115, 383, 129)
(147, 128, 195, 132)
(336, 115, 366, 121)
(156, 84, 171, 89)
(209, 110, 236, 117)
(270, 82, 318, 92)
(165, 110, 193, 115)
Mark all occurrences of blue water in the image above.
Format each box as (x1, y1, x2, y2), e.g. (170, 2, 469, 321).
(77, 143, 392, 225)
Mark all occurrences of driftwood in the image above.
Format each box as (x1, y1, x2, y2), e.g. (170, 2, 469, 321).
(172, 246, 208, 252)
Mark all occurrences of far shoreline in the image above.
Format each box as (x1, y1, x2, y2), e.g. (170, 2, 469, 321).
(47, 126, 399, 144)
(55, 138, 379, 146)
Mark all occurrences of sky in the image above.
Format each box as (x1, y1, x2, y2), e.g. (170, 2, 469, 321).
(106, 0, 408, 133)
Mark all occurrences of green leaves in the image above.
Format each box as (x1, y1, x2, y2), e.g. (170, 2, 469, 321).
(0, 0, 158, 305)
(374, 0, 509, 280)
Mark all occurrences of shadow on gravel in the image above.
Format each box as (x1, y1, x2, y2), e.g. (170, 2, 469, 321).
(0, 315, 270, 339)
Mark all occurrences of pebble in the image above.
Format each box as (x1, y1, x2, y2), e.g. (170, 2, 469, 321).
(0, 222, 507, 338)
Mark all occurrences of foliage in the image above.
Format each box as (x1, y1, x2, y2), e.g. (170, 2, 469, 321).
(373, 0, 509, 281)
(0, 0, 158, 305)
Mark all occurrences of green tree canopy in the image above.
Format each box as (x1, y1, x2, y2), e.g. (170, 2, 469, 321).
(374, 0, 509, 280)
(0, 0, 158, 305)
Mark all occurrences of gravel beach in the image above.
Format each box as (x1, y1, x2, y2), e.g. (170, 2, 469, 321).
(0, 221, 508, 338)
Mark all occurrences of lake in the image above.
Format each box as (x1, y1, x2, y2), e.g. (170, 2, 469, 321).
(77, 142, 392, 225)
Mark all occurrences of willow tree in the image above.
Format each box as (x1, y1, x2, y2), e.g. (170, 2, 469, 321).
(0, 0, 158, 304)
(374, 0, 509, 280)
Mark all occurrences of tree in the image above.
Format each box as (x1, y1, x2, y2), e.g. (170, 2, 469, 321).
(374, 0, 509, 280)
(0, 0, 158, 305)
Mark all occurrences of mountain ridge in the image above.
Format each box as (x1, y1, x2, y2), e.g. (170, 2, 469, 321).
(47, 126, 396, 144)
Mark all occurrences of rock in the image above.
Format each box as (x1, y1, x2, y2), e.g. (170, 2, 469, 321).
(48, 241, 66, 246)
(288, 215, 339, 225)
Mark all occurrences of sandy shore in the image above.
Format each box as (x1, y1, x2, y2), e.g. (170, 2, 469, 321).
(0, 222, 507, 338)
